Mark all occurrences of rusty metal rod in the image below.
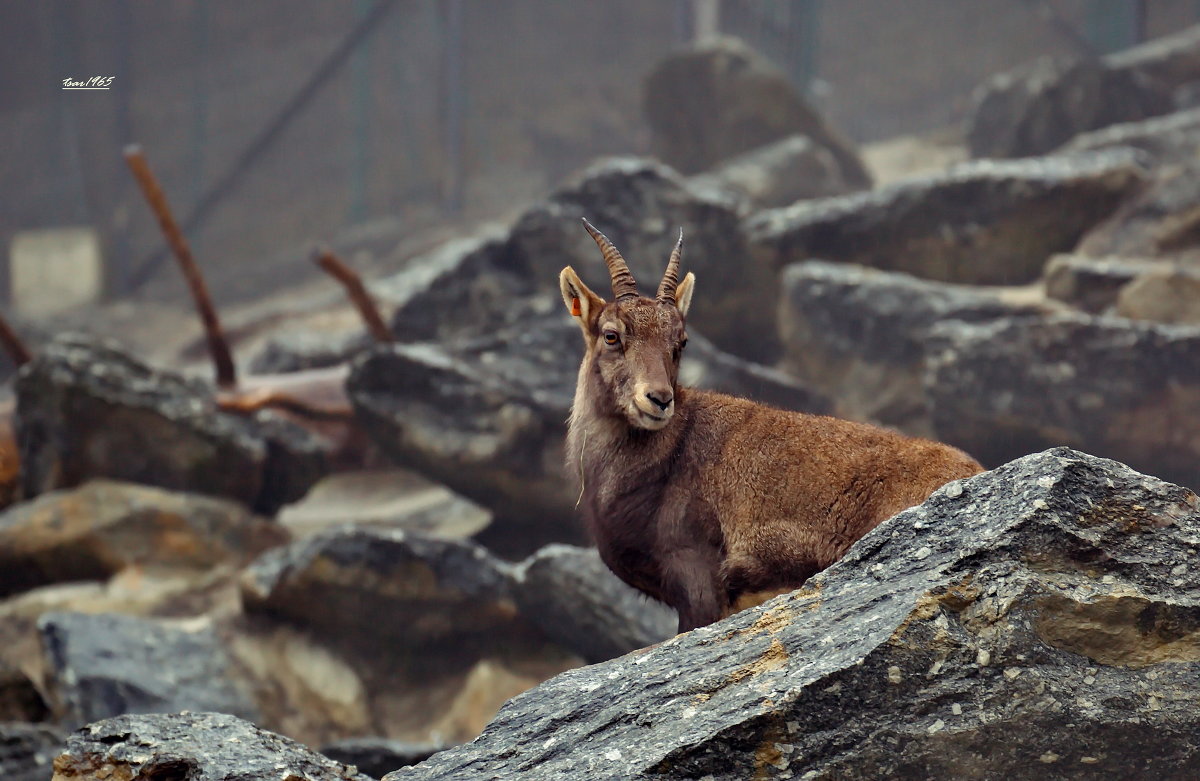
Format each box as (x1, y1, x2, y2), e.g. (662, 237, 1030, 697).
(0, 310, 31, 368)
(123, 144, 237, 389)
(313, 246, 394, 343)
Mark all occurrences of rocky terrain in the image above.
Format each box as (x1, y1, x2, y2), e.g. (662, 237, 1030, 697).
(5, 29, 1200, 781)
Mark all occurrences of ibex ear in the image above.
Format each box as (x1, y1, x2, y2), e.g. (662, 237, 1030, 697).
(560, 266, 605, 334)
(675, 272, 696, 317)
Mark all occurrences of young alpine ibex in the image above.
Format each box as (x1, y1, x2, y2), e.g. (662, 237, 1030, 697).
(561, 219, 984, 633)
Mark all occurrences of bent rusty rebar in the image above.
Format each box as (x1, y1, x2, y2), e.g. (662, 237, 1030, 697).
(313, 246, 394, 343)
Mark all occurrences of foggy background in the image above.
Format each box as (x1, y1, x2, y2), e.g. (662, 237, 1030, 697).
(3, 0, 1188, 309)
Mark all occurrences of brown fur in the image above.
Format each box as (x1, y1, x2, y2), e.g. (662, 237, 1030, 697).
(560, 231, 983, 633)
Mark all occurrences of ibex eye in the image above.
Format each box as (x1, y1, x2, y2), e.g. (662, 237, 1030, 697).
(603, 331, 620, 346)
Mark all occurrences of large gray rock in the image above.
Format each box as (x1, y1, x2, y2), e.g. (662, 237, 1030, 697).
(642, 37, 870, 186)
(1, 722, 64, 781)
(52, 711, 370, 781)
(927, 313, 1200, 490)
(0, 479, 286, 598)
(966, 55, 1173, 159)
(778, 261, 1051, 432)
(348, 310, 829, 552)
(16, 334, 328, 514)
(1060, 106, 1200, 163)
(1078, 160, 1200, 260)
(688, 134, 862, 209)
(1042, 253, 1161, 314)
(241, 526, 529, 653)
(746, 148, 1149, 285)
(386, 449, 1200, 779)
(513, 545, 674, 664)
(509, 156, 780, 361)
(38, 611, 257, 729)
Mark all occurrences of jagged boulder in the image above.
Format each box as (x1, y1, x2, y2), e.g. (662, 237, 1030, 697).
(509, 156, 779, 361)
(38, 611, 257, 729)
(642, 36, 870, 188)
(241, 526, 528, 653)
(1078, 160, 1200, 260)
(688, 134, 862, 209)
(348, 310, 829, 552)
(51, 711, 370, 781)
(16, 334, 328, 514)
(1042, 254, 1159, 313)
(0, 479, 286, 598)
(1060, 106, 1200, 163)
(746, 148, 1148, 285)
(966, 55, 1172, 159)
(385, 449, 1200, 779)
(1, 722, 64, 781)
(927, 313, 1200, 490)
(1115, 265, 1200, 324)
(512, 545, 674, 664)
(778, 261, 1051, 432)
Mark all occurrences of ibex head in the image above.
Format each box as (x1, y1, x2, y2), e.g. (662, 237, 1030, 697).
(559, 218, 695, 431)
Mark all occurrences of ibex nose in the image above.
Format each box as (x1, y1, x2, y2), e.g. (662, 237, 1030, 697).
(645, 389, 673, 411)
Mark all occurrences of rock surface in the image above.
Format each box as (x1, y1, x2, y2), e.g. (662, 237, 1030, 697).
(688, 134, 861, 209)
(0, 479, 286, 598)
(51, 711, 371, 781)
(16, 334, 328, 514)
(512, 545, 674, 664)
(778, 261, 1051, 431)
(38, 611, 257, 729)
(385, 449, 1200, 779)
(746, 148, 1149, 285)
(1078, 161, 1200, 260)
(509, 156, 779, 361)
(927, 313, 1200, 490)
(1061, 106, 1200, 163)
(642, 36, 870, 187)
(1042, 253, 1159, 313)
(1115, 265, 1200, 324)
(241, 526, 526, 653)
(966, 55, 1172, 159)
(320, 738, 452, 780)
(1, 722, 64, 781)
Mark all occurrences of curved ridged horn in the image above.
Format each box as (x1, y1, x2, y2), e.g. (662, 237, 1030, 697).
(581, 218, 639, 301)
(657, 228, 684, 305)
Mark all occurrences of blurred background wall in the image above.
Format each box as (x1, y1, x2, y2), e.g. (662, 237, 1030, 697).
(3, 0, 1196, 304)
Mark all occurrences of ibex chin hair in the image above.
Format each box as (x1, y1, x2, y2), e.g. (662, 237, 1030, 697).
(560, 218, 984, 633)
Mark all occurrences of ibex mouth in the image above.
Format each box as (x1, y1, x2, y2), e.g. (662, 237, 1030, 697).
(631, 403, 673, 430)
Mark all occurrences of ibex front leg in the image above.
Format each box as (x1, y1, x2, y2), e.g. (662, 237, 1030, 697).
(656, 498, 724, 633)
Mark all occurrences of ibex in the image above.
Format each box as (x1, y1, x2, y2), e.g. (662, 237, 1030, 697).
(561, 219, 984, 633)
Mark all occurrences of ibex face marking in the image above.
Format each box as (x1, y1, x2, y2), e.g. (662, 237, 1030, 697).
(560, 220, 694, 432)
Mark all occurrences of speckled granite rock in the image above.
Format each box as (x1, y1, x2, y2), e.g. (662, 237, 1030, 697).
(16, 334, 327, 514)
(38, 611, 257, 729)
(927, 313, 1200, 490)
(0, 479, 286, 598)
(746, 148, 1149, 285)
(51, 711, 370, 781)
(384, 449, 1200, 780)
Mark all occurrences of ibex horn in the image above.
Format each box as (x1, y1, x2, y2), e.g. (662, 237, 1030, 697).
(581, 218, 639, 301)
(657, 228, 683, 305)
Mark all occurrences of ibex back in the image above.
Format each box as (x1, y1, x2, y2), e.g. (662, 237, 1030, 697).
(561, 219, 984, 633)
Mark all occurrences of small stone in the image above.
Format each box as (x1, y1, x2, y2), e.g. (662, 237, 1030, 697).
(888, 666, 902, 684)
(914, 547, 932, 560)
(1041, 752, 1061, 763)
(1084, 675, 1096, 685)
(976, 649, 991, 667)
(945, 482, 964, 499)
(951, 704, 963, 716)
(1004, 668, 1021, 680)
(927, 719, 945, 734)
